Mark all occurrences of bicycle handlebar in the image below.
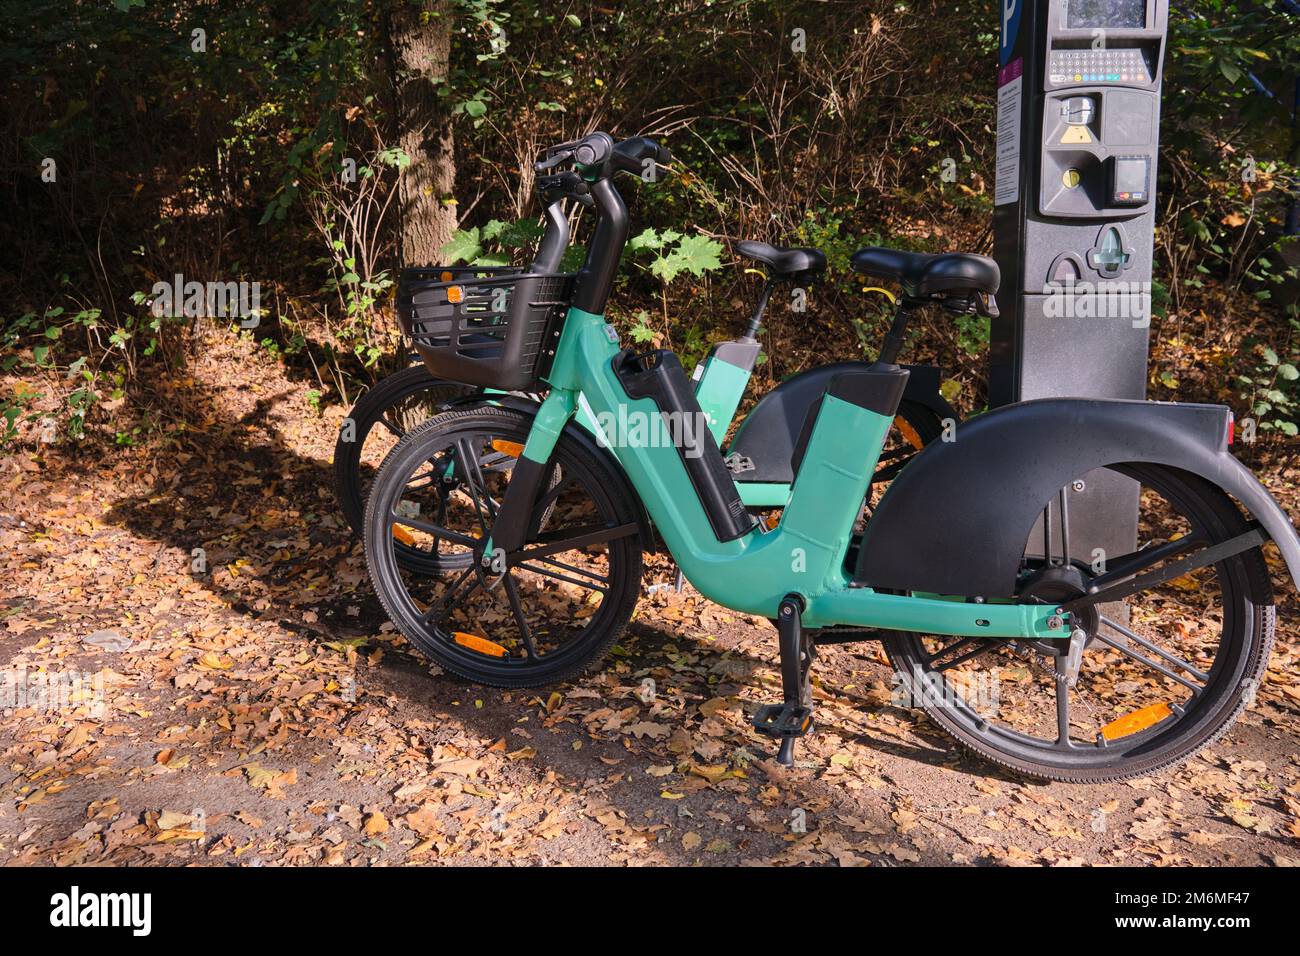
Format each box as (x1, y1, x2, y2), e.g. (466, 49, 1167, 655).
(530, 131, 670, 315)
(535, 131, 670, 181)
(535, 131, 615, 172)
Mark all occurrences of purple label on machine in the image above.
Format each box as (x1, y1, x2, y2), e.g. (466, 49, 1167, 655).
(998, 56, 1023, 88)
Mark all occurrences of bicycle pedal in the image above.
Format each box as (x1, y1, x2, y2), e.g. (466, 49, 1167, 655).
(753, 703, 813, 739)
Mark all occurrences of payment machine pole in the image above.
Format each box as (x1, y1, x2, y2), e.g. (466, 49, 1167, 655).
(990, 0, 1170, 566)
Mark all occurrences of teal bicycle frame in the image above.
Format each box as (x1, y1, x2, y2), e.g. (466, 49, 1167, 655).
(504, 327, 785, 509)
(504, 305, 1062, 639)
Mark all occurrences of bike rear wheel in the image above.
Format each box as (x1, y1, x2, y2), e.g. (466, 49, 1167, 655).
(873, 398, 946, 484)
(883, 462, 1276, 783)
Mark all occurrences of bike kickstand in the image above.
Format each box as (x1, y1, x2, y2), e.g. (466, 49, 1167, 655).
(752, 594, 814, 767)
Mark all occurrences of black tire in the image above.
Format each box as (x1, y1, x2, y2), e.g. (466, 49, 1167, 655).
(870, 399, 946, 485)
(332, 364, 476, 571)
(882, 463, 1276, 783)
(364, 404, 643, 687)
(897, 399, 946, 444)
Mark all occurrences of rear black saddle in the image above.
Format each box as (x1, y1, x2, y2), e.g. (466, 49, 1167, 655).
(736, 240, 827, 280)
(851, 247, 1000, 314)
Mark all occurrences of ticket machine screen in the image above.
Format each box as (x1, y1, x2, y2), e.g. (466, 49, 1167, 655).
(1067, 0, 1146, 29)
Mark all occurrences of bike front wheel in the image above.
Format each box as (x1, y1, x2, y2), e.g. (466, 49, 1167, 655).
(364, 404, 643, 687)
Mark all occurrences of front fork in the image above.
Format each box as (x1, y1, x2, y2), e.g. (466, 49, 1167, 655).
(481, 388, 577, 562)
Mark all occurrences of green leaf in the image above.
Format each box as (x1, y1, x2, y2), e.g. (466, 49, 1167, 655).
(666, 234, 724, 278)
(463, 99, 487, 118)
(440, 227, 482, 265)
(628, 228, 668, 251)
(630, 323, 657, 343)
(650, 255, 683, 283)
(376, 147, 411, 169)
(1277, 364, 1299, 381)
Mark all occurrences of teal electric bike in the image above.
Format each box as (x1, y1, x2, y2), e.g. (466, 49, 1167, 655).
(364, 133, 1300, 782)
(334, 178, 953, 572)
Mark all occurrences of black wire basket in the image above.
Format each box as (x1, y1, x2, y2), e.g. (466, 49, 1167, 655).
(396, 265, 577, 391)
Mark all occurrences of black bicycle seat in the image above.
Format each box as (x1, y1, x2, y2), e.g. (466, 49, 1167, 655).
(736, 240, 827, 279)
(850, 247, 1000, 298)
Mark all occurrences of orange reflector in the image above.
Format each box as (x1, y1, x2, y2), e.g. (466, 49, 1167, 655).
(440, 270, 453, 282)
(491, 439, 524, 457)
(446, 285, 464, 304)
(894, 416, 924, 451)
(392, 524, 416, 546)
(762, 511, 781, 531)
(1101, 701, 1172, 741)
(453, 632, 508, 657)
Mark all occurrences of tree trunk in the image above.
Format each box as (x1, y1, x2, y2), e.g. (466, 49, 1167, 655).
(390, 0, 457, 267)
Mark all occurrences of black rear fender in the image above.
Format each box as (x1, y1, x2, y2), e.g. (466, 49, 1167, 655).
(853, 398, 1300, 599)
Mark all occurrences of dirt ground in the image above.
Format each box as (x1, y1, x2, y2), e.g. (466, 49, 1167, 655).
(2, 333, 1299, 867)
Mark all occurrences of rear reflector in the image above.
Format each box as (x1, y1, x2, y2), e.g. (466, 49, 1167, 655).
(893, 415, 925, 451)
(1101, 701, 1172, 741)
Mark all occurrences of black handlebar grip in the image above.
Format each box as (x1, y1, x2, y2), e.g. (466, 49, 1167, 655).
(611, 136, 671, 177)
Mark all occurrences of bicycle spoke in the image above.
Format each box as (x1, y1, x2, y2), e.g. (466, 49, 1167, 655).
(479, 451, 517, 473)
(1092, 630, 1204, 693)
(1099, 615, 1209, 682)
(934, 638, 1004, 672)
(421, 565, 482, 626)
(515, 522, 638, 560)
(401, 469, 439, 492)
(389, 509, 479, 549)
(536, 554, 609, 586)
(872, 457, 914, 483)
(454, 438, 494, 534)
(502, 573, 540, 659)
(430, 494, 450, 557)
(924, 636, 979, 664)
(518, 560, 610, 594)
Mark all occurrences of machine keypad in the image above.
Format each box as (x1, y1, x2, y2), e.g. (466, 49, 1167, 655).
(1048, 49, 1151, 86)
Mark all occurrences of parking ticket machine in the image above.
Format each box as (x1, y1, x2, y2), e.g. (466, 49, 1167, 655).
(990, 0, 1170, 568)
